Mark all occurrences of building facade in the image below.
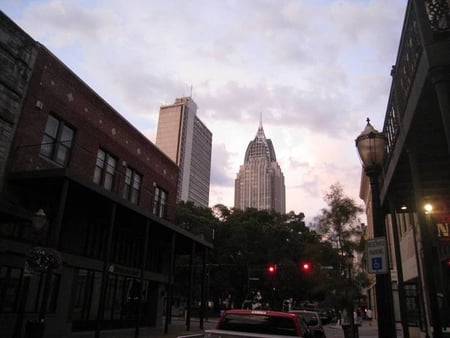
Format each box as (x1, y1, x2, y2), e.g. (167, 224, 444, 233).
(359, 1, 450, 337)
(156, 97, 212, 208)
(0, 12, 211, 338)
(234, 120, 285, 214)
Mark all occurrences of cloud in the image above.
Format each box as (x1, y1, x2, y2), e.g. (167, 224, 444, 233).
(211, 143, 236, 187)
(2, 0, 408, 219)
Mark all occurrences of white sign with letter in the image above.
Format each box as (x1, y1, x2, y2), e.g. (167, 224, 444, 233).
(367, 237, 388, 274)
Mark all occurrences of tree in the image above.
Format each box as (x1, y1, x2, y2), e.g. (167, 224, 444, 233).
(175, 201, 219, 241)
(312, 183, 365, 313)
(173, 200, 357, 313)
(210, 208, 330, 309)
(313, 183, 363, 258)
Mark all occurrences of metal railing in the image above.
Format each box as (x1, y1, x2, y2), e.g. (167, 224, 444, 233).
(383, 2, 423, 163)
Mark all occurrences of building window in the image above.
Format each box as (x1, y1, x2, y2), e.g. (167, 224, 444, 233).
(123, 168, 141, 204)
(93, 149, 117, 191)
(40, 114, 75, 166)
(72, 269, 102, 324)
(0, 266, 22, 313)
(0, 266, 59, 314)
(153, 186, 167, 218)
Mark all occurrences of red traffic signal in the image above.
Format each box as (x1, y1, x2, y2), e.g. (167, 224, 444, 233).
(267, 264, 277, 274)
(300, 262, 311, 272)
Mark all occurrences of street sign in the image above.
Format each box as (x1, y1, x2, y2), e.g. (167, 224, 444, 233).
(367, 237, 388, 274)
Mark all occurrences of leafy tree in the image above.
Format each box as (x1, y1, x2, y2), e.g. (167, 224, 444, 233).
(211, 203, 232, 221)
(173, 197, 363, 314)
(313, 183, 363, 259)
(175, 201, 219, 241)
(312, 183, 365, 312)
(210, 208, 330, 309)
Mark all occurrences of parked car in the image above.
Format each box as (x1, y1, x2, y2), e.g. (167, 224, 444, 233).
(289, 310, 326, 338)
(202, 309, 313, 338)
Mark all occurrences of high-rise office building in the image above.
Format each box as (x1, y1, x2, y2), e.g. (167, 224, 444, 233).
(156, 97, 212, 208)
(234, 119, 286, 213)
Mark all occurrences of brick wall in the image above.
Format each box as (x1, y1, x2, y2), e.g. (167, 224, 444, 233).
(11, 44, 179, 220)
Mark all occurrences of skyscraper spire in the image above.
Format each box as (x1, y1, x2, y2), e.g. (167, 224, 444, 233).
(235, 119, 285, 213)
(257, 113, 265, 139)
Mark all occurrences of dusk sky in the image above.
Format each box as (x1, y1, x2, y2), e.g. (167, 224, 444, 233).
(3, 0, 408, 223)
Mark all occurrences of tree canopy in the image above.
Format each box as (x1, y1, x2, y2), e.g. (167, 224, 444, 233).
(173, 184, 366, 313)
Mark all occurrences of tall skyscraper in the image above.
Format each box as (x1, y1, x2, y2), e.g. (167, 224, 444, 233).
(234, 119, 286, 213)
(156, 97, 212, 208)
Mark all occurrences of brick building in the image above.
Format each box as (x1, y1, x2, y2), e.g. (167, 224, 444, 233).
(0, 11, 212, 338)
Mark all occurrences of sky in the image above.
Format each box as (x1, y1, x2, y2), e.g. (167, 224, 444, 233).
(2, 0, 408, 224)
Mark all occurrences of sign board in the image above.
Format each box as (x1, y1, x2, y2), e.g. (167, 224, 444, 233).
(367, 237, 388, 274)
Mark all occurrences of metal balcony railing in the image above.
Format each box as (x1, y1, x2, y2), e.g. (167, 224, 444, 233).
(383, 0, 450, 163)
(383, 2, 423, 162)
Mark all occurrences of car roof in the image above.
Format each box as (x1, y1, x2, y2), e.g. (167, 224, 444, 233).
(223, 309, 298, 318)
(289, 310, 318, 315)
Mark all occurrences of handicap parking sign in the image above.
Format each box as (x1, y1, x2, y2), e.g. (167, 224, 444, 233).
(371, 257, 383, 271)
(367, 237, 388, 274)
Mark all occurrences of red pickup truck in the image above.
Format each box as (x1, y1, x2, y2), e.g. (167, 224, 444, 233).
(202, 309, 313, 338)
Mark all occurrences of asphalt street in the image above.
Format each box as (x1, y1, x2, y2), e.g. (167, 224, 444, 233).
(71, 318, 390, 338)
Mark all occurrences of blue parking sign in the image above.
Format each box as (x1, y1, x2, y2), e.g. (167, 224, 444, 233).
(367, 237, 388, 274)
(371, 257, 383, 271)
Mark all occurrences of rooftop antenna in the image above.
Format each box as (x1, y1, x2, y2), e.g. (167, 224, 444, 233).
(190, 84, 193, 98)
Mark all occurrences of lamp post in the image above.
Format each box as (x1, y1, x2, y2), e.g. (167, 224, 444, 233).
(422, 203, 443, 338)
(24, 209, 62, 338)
(355, 119, 396, 338)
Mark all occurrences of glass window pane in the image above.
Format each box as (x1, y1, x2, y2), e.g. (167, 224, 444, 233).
(40, 135, 54, 157)
(113, 277, 125, 319)
(2, 267, 21, 312)
(96, 150, 106, 168)
(93, 167, 102, 184)
(104, 174, 113, 190)
(44, 115, 59, 138)
(47, 274, 60, 313)
(88, 272, 102, 320)
(130, 190, 138, 204)
(133, 174, 141, 189)
(106, 157, 116, 174)
(55, 145, 69, 165)
(123, 185, 130, 199)
(61, 125, 74, 144)
(125, 168, 132, 185)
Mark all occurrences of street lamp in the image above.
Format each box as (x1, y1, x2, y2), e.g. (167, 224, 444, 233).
(355, 119, 396, 338)
(25, 209, 62, 338)
(422, 203, 443, 338)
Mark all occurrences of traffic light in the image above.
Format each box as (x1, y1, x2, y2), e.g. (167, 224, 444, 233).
(267, 264, 277, 275)
(300, 262, 311, 272)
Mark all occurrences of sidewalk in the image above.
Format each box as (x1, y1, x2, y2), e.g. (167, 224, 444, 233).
(72, 317, 217, 338)
(140, 318, 214, 338)
(327, 320, 380, 338)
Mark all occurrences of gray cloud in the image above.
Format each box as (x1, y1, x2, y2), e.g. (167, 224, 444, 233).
(3, 0, 407, 215)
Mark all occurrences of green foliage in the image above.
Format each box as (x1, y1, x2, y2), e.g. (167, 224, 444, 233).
(311, 183, 365, 310)
(175, 201, 219, 241)
(313, 183, 363, 254)
(173, 185, 365, 313)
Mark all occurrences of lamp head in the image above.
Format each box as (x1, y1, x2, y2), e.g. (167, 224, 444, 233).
(355, 118, 386, 169)
(32, 209, 48, 231)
